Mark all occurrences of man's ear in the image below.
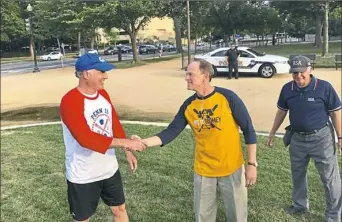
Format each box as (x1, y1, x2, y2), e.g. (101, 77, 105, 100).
(204, 71, 210, 80)
(83, 71, 91, 79)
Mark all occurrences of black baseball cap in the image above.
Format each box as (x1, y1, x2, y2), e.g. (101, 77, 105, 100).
(289, 55, 311, 73)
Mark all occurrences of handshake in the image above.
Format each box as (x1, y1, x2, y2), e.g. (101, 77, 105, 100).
(121, 135, 147, 152)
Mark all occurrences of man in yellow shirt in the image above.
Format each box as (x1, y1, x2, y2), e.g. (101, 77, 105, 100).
(137, 59, 257, 222)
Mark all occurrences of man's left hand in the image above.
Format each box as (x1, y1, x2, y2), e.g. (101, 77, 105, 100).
(245, 165, 257, 188)
(126, 151, 138, 174)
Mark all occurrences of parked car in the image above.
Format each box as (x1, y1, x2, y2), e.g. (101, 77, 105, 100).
(193, 47, 290, 78)
(75, 48, 98, 58)
(39, 51, 63, 61)
(163, 44, 177, 52)
(139, 45, 158, 54)
(118, 45, 133, 53)
(104, 46, 118, 55)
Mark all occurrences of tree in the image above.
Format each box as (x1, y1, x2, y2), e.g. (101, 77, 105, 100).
(322, 0, 329, 56)
(329, 6, 342, 37)
(101, 0, 163, 63)
(245, 3, 281, 45)
(159, 1, 187, 53)
(0, 1, 26, 45)
(272, 1, 334, 47)
(103, 28, 119, 45)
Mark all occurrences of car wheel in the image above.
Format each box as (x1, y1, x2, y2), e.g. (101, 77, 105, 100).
(47, 57, 51, 61)
(212, 65, 218, 77)
(258, 64, 275, 78)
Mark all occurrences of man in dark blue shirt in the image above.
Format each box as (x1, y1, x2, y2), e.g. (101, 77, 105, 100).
(225, 44, 240, 79)
(267, 55, 342, 221)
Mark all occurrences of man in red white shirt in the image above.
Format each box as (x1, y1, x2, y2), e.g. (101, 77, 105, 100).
(60, 53, 145, 222)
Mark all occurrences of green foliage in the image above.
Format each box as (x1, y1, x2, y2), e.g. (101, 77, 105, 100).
(100, 0, 164, 62)
(0, 0, 26, 42)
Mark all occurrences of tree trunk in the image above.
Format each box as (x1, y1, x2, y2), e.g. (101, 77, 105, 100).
(77, 31, 81, 50)
(314, 14, 323, 47)
(173, 16, 183, 53)
(225, 35, 229, 47)
(257, 35, 259, 47)
(130, 32, 138, 63)
(57, 37, 61, 51)
(272, 34, 276, 46)
(90, 36, 95, 49)
(36, 41, 41, 54)
(322, 1, 329, 57)
(195, 38, 197, 54)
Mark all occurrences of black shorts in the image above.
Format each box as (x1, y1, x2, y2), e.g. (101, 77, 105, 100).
(67, 169, 125, 221)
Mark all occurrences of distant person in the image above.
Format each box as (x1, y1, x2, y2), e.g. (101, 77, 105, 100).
(134, 59, 257, 222)
(225, 44, 240, 79)
(159, 45, 163, 57)
(267, 55, 342, 221)
(60, 53, 146, 222)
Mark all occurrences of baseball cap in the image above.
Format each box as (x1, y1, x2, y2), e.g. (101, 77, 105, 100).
(75, 53, 115, 72)
(289, 55, 311, 73)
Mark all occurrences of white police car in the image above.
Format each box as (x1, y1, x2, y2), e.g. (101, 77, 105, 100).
(194, 47, 290, 78)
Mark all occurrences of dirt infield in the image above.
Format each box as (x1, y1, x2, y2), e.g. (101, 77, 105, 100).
(1, 58, 341, 133)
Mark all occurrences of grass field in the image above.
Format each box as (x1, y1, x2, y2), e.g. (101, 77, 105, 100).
(1, 123, 329, 222)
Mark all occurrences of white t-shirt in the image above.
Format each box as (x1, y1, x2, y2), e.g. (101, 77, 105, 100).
(60, 88, 126, 184)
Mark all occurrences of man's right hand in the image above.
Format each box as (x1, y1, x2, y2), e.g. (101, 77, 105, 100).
(266, 133, 275, 147)
(122, 139, 146, 152)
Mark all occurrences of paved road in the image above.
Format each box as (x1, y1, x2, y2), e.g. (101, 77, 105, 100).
(1, 51, 177, 76)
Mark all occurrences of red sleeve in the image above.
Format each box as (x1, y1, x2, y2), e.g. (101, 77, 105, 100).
(60, 90, 112, 154)
(99, 90, 127, 139)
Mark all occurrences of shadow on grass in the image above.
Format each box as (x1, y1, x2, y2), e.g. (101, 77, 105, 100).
(1, 106, 174, 125)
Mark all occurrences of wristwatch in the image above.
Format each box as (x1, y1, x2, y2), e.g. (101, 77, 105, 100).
(338, 136, 342, 140)
(248, 162, 258, 167)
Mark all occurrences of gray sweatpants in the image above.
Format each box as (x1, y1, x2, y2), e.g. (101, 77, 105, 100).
(193, 166, 247, 222)
(290, 125, 341, 222)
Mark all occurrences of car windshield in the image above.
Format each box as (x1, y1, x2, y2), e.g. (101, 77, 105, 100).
(246, 48, 265, 57)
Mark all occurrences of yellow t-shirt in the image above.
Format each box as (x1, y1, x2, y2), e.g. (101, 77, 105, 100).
(157, 87, 256, 177)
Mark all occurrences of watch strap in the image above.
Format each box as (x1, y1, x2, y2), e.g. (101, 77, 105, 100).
(248, 162, 257, 167)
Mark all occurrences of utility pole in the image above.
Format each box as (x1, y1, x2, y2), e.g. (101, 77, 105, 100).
(322, 0, 329, 57)
(26, 3, 40, 73)
(187, 0, 191, 65)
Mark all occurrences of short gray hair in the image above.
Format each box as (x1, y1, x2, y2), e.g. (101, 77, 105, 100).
(75, 71, 83, 78)
(197, 59, 214, 80)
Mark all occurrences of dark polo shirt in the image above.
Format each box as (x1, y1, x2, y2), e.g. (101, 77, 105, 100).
(225, 48, 239, 63)
(277, 75, 341, 132)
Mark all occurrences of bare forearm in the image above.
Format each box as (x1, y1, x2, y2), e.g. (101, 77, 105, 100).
(330, 109, 341, 137)
(246, 143, 257, 163)
(270, 109, 288, 135)
(110, 138, 125, 148)
(142, 136, 162, 147)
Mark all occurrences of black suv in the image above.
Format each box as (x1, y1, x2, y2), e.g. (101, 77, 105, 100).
(139, 45, 158, 54)
(104, 46, 118, 55)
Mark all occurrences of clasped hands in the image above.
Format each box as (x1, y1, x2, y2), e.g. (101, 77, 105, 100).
(122, 135, 147, 152)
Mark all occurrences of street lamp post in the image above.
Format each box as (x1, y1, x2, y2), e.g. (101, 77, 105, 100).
(186, 0, 191, 65)
(26, 4, 40, 73)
